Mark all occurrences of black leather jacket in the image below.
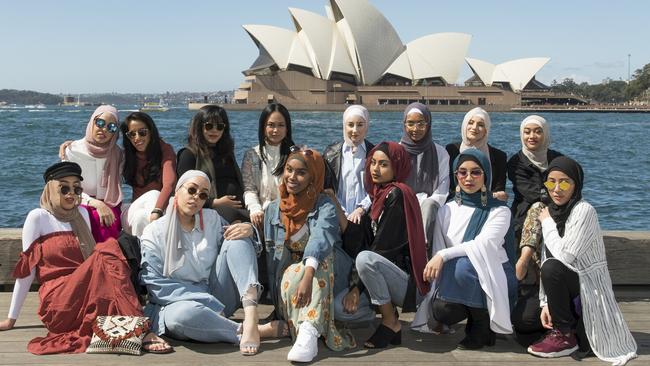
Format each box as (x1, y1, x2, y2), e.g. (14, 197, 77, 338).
(323, 139, 375, 193)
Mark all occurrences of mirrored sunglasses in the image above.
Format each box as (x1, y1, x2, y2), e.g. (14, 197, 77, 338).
(94, 118, 119, 134)
(544, 180, 572, 191)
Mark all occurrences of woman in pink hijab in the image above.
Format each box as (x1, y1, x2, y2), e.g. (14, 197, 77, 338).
(63, 105, 124, 242)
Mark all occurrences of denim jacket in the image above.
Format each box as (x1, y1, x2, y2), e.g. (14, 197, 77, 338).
(263, 193, 343, 308)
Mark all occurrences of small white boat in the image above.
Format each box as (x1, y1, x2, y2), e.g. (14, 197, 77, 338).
(140, 98, 169, 112)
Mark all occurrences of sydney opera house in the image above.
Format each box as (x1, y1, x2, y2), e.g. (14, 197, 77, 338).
(233, 0, 579, 109)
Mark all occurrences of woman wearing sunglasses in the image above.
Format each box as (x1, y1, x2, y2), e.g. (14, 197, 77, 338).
(177, 105, 249, 223)
(446, 107, 508, 201)
(264, 147, 354, 362)
(140, 170, 281, 356)
(0, 162, 171, 354)
(416, 148, 517, 350)
(120, 112, 176, 237)
(517, 157, 636, 363)
(400, 102, 450, 249)
(62, 105, 124, 242)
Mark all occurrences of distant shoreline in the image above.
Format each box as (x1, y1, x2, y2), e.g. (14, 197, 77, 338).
(188, 102, 650, 113)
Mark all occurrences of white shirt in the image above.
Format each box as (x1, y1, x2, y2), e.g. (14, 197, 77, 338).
(8, 207, 91, 320)
(64, 139, 119, 205)
(337, 143, 371, 214)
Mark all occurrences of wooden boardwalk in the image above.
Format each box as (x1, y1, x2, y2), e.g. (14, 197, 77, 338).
(0, 292, 648, 365)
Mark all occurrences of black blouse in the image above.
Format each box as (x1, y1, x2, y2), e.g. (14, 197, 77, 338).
(445, 142, 508, 194)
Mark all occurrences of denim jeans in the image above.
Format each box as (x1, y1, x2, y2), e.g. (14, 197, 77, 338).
(355, 250, 408, 306)
(163, 238, 259, 343)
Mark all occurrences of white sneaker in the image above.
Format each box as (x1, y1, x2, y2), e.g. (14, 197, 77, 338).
(287, 322, 319, 363)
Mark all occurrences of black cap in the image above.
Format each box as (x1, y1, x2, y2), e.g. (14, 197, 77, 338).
(43, 162, 83, 183)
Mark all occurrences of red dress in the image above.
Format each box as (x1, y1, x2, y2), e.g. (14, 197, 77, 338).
(13, 231, 143, 354)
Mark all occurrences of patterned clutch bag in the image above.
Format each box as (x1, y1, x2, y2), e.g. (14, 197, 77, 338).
(86, 315, 150, 355)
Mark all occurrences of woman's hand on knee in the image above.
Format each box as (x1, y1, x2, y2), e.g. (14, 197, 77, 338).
(343, 287, 360, 314)
(540, 305, 553, 329)
(294, 267, 315, 308)
(223, 223, 254, 240)
(0, 318, 16, 331)
(423, 254, 444, 282)
(90, 199, 115, 227)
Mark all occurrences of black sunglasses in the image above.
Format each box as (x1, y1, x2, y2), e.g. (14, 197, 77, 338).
(289, 145, 313, 156)
(183, 185, 209, 201)
(126, 128, 148, 139)
(95, 118, 119, 134)
(204, 122, 226, 131)
(60, 185, 83, 196)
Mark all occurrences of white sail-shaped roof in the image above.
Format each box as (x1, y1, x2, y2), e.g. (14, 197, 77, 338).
(466, 57, 550, 92)
(405, 33, 471, 84)
(243, 25, 314, 73)
(384, 50, 413, 80)
(289, 8, 357, 80)
(329, 0, 404, 85)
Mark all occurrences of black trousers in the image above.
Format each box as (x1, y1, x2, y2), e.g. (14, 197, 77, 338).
(432, 298, 491, 339)
(511, 284, 545, 346)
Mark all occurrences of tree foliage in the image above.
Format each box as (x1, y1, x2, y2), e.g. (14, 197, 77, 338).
(626, 63, 650, 100)
(0, 89, 63, 105)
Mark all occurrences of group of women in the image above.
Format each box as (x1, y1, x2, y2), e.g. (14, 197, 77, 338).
(0, 102, 637, 365)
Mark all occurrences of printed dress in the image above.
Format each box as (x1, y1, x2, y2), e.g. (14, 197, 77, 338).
(13, 232, 142, 354)
(279, 225, 355, 351)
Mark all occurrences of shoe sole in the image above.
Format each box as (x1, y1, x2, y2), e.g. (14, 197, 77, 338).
(527, 345, 578, 358)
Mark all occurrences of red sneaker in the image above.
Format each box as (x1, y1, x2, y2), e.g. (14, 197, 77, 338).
(527, 329, 578, 358)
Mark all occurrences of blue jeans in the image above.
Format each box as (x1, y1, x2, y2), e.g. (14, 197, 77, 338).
(163, 238, 259, 343)
(356, 250, 408, 306)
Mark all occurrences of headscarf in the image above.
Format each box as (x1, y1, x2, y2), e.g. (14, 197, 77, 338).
(453, 148, 514, 264)
(544, 156, 584, 237)
(342, 105, 370, 152)
(279, 148, 325, 241)
(364, 141, 429, 295)
(520, 115, 550, 171)
(163, 170, 210, 277)
(400, 102, 439, 195)
(40, 169, 96, 260)
(460, 107, 491, 162)
(83, 105, 123, 207)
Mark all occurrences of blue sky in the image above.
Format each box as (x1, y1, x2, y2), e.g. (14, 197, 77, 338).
(1, 0, 648, 93)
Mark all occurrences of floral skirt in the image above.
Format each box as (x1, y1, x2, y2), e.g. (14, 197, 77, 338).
(280, 253, 355, 351)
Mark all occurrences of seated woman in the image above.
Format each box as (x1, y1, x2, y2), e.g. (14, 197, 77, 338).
(264, 147, 354, 363)
(525, 157, 637, 364)
(120, 112, 176, 237)
(446, 107, 508, 201)
(400, 102, 449, 247)
(140, 170, 279, 356)
(177, 105, 249, 223)
(323, 105, 374, 224)
(0, 162, 170, 354)
(420, 148, 517, 350)
(63, 105, 124, 242)
(342, 142, 430, 348)
(507, 115, 562, 244)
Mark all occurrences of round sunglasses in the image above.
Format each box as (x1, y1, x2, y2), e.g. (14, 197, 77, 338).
(455, 168, 484, 179)
(204, 122, 226, 131)
(182, 185, 209, 201)
(95, 118, 119, 134)
(60, 185, 83, 196)
(126, 128, 148, 139)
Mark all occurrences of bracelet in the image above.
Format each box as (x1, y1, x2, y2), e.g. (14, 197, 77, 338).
(151, 208, 164, 216)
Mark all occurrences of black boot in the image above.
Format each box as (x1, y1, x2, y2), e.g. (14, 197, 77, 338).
(457, 307, 495, 350)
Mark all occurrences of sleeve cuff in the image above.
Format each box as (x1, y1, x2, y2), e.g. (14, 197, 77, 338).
(304, 257, 319, 270)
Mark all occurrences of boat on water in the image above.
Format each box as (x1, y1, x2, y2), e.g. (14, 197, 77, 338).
(140, 98, 169, 112)
(24, 103, 47, 109)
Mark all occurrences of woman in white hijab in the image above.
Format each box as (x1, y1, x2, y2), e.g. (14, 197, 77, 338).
(140, 170, 284, 356)
(446, 107, 508, 201)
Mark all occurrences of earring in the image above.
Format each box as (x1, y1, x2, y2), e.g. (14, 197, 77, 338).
(454, 185, 462, 205)
(481, 185, 487, 207)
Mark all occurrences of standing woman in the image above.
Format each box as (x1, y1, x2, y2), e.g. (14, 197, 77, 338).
(346, 142, 430, 348)
(264, 147, 354, 363)
(446, 107, 508, 201)
(177, 105, 249, 223)
(400, 102, 450, 246)
(241, 103, 294, 229)
(420, 148, 517, 350)
(323, 105, 374, 224)
(0, 162, 170, 354)
(120, 112, 176, 237)
(63, 105, 123, 242)
(526, 157, 636, 363)
(507, 115, 562, 243)
(140, 170, 278, 355)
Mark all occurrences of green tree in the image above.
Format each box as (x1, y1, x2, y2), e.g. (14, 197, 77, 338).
(625, 63, 650, 100)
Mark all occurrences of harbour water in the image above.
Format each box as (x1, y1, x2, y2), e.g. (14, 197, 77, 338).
(1, 106, 648, 230)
